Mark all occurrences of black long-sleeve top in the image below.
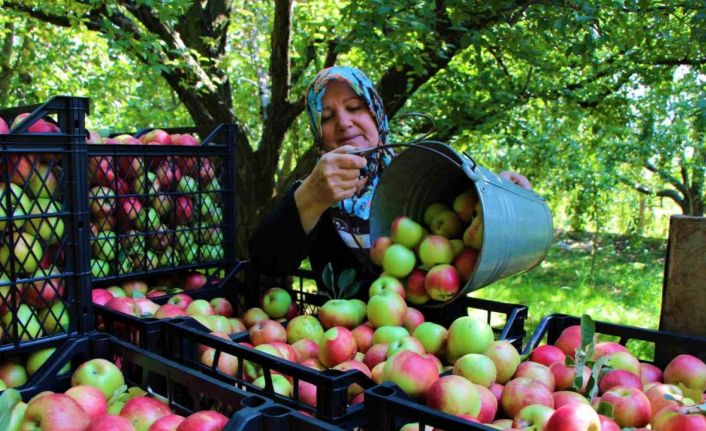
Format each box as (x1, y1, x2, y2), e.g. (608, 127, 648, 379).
(248, 182, 377, 285)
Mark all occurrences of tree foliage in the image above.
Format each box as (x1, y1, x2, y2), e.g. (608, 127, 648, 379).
(2, 0, 705, 252)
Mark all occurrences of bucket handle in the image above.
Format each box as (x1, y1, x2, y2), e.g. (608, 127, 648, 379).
(348, 140, 476, 171)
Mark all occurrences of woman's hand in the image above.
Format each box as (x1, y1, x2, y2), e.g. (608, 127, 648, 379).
(500, 171, 532, 189)
(295, 145, 368, 233)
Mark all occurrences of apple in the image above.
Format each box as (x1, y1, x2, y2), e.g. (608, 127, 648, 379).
(209, 297, 233, 317)
(591, 341, 628, 360)
(0, 360, 28, 387)
(602, 351, 641, 376)
(367, 290, 407, 328)
(390, 216, 424, 249)
(426, 375, 481, 417)
(140, 128, 171, 145)
(514, 361, 556, 391)
(260, 287, 292, 319)
(249, 319, 287, 346)
(89, 414, 136, 431)
(186, 299, 214, 316)
(351, 324, 375, 354)
(20, 393, 91, 431)
(286, 315, 324, 344)
(430, 210, 463, 239)
(462, 210, 483, 250)
(418, 235, 454, 267)
(71, 357, 125, 398)
(107, 285, 127, 298)
(598, 369, 642, 393)
(318, 299, 362, 329)
(177, 411, 228, 431)
(89, 185, 116, 216)
(403, 307, 424, 333)
(423, 203, 450, 226)
(369, 275, 405, 298)
(0, 116, 9, 133)
(370, 236, 393, 267)
(27, 347, 70, 377)
(2, 304, 42, 340)
(228, 318, 246, 334)
(91, 259, 111, 278)
(405, 268, 430, 304)
(363, 343, 389, 370)
(382, 350, 439, 401)
(25, 198, 64, 244)
(25, 266, 64, 308)
(120, 396, 172, 431)
(167, 293, 193, 310)
(182, 272, 207, 291)
(553, 325, 583, 358)
(513, 404, 555, 430)
(413, 322, 447, 356)
(651, 404, 706, 431)
(135, 207, 161, 231)
(382, 244, 416, 278)
(319, 326, 357, 368)
(333, 359, 372, 400)
(39, 300, 70, 334)
(148, 414, 185, 431)
(599, 386, 651, 428)
(291, 338, 319, 363)
(200, 347, 239, 377)
(28, 163, 58, 199)
(453, 353, 497, 388)
(387, 335, 425, 357)
(452, 249, 478, 283)
(663, 354, 706, 392)
(501, 377, 554, 418)
(242, 307, 269, 328)
(0, 232, 44, 274)
(645, 384, 683, 417)
(151, 195, 173, 218)
(373, 325, 410, 345)
(640, 362, 663, 385)
(65, 384, 108, 419)
(545, 403, 601, 431)
(550, 362, 591, 393)
(453, 190, 479, 223)
(529, 344, 566, 367)
(92, 231, 117, 261)
(553, 390, 591, 409)
(424, 264, 460, 302)
(446, 315, 494, 362)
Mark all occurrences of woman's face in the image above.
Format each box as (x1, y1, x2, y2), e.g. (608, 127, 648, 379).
(320, 80, 380, 151)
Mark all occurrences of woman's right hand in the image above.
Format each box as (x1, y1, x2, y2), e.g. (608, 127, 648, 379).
(294, 145, 368, 233)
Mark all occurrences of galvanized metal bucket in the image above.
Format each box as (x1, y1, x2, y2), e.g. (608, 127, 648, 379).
(369, 142, 554, 304)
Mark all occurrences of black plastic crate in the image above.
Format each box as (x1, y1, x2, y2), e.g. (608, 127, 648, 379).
(163, 317, 375, 429)
(365, 382, 497, 431)
(16, 332, 338, 431)
(93, 264, 245, 352)
(248, 268, 527, 351)
(522, 313, 706, 367)
(86, 124, 237, 282)
(0, 96, 91, 355)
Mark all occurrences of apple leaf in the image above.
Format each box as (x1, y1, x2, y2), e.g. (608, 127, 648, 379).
(107, 384, 128, 407)
(585, 356, 609, 400)
(342, 281, 361, 299)
(572, 314, 597, 392)
(321, 263, 335, 299)
(338, 269, 356, 292)
(596, 400, 615, 418)
(0, 389, 21, 430)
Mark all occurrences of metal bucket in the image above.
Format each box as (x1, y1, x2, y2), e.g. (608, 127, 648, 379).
(369, 142, 554, 303)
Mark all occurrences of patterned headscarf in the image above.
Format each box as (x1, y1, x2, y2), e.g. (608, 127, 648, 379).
(305, 66, 393, 269)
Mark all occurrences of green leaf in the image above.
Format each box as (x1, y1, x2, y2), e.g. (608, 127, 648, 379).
(322, 263, 334, 291)
(0, 389, 21, 431)
(580, 314, 596, 351)
(338, 268, 356, 292)
(596, 401, 615, 418)
(343, 281, 361, 299)
(107, 384, 128, 407)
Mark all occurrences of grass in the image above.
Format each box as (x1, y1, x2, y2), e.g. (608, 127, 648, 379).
(470, 230, 667, 348)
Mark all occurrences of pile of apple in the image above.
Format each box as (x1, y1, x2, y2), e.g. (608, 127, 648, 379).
(190, 285, 507, 414)
(396, 320, 706, 431)
(92, 276, 242, 332)
(369, 187, 482, 304)
(0, 113, 72, 345)
(0, 356, 230, 431)
(87, 128, 225, 278)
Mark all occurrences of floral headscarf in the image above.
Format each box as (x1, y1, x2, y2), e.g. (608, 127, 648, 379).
(305, 66, 393, 268)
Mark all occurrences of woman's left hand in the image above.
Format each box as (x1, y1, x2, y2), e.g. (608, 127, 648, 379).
(500, 171, 532, 189)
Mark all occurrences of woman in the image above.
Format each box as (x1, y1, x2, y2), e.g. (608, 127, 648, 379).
(248, 66, 529, 284)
